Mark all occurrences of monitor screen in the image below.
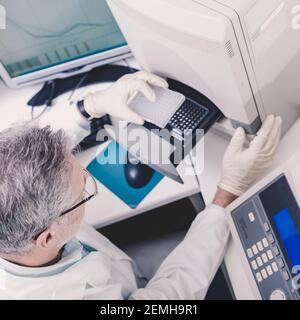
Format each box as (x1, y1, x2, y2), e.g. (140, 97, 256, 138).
(273, 208, 300, 270)
(0, 0, 127, 78)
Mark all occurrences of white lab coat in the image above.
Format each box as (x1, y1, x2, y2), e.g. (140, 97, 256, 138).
(0, 107, 230, 300)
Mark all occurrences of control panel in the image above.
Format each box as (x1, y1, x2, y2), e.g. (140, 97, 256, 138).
(231, 175, 300, 300)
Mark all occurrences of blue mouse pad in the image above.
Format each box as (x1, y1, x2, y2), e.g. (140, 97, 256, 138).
(87, 141, 164, 209)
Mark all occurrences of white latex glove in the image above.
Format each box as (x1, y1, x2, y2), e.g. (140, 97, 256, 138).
(219, 115, 282, 196)
(83, 70, 169, 124)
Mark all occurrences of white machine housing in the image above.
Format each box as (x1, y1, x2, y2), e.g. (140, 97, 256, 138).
(226, 151, 300, 300)
(107, 0, 300, 135)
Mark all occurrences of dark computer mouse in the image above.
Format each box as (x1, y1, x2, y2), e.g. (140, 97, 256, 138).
(124, 154, 154, 189)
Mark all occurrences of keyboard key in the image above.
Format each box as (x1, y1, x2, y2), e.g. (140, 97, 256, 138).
(262, 238, 269, 248)
(262, 253, 268, 264)
(261, 268, 268, 279)
(267, 250, 274, 260)
(256, 272, 263, 283)
(257, 241, 264, 252)
(272, 262, 279, 273)
(267, 265, 273, 276)
(256, 257, 263, 267)
(248, 212, 255, 222)
(247, 248, 254, 259)
(252, 245, 259, 256)
(251, 260, 258, 271)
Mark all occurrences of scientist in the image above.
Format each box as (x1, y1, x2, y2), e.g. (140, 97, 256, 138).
(0, 71, 281, 299)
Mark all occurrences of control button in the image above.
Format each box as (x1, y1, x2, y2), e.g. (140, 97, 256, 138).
(267, 250, 274, 260)
(273, 245, 280, 256)
(262, 238, 269, 248)
(282, 270, 290, 281)
(256, 257, 263, 267)
(264, 222, 271, 232)
(267, 265, 273, 276)
(261, 268, 268, 279)
(262, 253, 268, 264)
(268, 234, 275, 244)
(270, 289, 287, 300)
(256, 272, 263, 283)
(248, 212, 256, 222)
(251, 260, 258, 271)
(247, 248, 254, 259)
(272, 262, 279, 273)
(252, 245, 259, 256)
(257, 241, 264, 252)
(277, 258, 285, 269)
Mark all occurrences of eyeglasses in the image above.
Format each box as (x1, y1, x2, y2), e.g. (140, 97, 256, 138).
(33, 169, 98, 241)
(59, 169, 98, 217)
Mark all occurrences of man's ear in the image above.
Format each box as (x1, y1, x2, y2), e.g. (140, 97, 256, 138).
(35, 227, 56, 249)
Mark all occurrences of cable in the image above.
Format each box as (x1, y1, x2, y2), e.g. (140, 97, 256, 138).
(31, 80, 56, 120)
(68, 72, 89, 105)
(31, 104, 50, 120)
(31, 72, 89, 120)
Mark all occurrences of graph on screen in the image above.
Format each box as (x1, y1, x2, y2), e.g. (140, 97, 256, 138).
(0, 0, 127, 77)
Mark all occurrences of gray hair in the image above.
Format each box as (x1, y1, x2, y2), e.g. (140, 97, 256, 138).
(0, 124, 73, 255)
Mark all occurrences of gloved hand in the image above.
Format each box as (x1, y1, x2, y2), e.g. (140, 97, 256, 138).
(83, 71, 169, 124)
(219, 115, 282, 196)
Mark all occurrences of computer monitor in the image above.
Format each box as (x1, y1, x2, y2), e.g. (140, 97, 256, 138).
(0, 0, 131, 88)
